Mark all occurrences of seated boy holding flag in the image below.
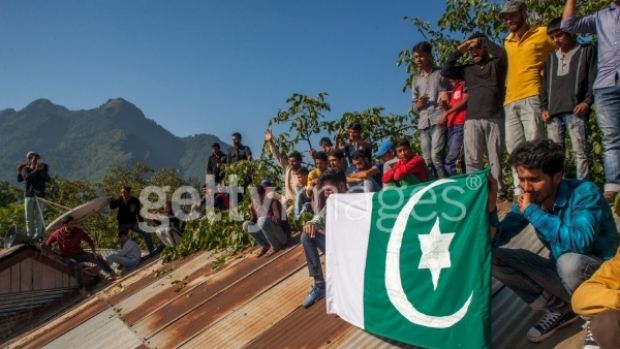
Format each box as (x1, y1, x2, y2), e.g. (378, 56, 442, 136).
(488, 139, 618, 343)
(300, 169, 347, 308)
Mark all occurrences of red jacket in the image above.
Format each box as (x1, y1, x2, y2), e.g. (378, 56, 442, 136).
(42, 226, 95, 258)
(382, 156, 428, 183)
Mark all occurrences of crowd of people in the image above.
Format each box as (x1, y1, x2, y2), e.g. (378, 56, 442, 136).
(12, 0, 620, 347)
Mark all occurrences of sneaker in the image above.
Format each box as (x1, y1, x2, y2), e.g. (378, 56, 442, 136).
(527, 310, 578, 343)
(302, 285, 325, 308)
(583, 322, 600, 349)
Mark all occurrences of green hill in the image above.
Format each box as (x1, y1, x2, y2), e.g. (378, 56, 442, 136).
(0, 98, 227, 183)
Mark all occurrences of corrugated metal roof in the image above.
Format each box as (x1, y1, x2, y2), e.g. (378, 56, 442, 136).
(5, 211, 611, 349)
(42, 308, 142, 349)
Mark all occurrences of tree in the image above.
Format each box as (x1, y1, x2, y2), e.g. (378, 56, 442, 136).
(397, 0, 610, 190)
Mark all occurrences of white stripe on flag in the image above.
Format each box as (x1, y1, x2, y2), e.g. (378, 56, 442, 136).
(325, 192, 374, 329)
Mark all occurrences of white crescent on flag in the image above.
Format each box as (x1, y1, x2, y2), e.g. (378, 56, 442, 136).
(385, 179, 473, 329)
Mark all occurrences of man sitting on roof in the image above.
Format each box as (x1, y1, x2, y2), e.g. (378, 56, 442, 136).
(301, 169, 347, 308)
(382, 139, 428, 188)
(572, 247, 620, 349)
(488, 139, 618, 343)
(106, 230, 141, 274)
(42, 215, 114, 296)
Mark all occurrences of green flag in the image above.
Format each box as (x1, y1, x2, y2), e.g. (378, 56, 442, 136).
(326, 171, 492, 349)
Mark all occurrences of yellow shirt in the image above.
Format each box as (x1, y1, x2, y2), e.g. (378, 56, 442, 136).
(572, 248, 620, 316)
(503, 26, 554, 106)
(307, 168, 322, 191)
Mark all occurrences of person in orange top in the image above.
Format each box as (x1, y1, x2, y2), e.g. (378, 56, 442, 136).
(42, 216, 113, 294)
(500, 0, 555, 196)
(382, 140, 428, 187)
(572, 247, 620, 349)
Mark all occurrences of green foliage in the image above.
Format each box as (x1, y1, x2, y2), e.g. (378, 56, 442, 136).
(322, 107, 416, 150)
(0, 203, 24, 242)
(0, 180, 21, 207)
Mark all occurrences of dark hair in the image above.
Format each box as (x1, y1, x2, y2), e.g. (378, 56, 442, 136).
(412, 41, 433, 55)
(547, 17, 563, 35)
(317, 169, 346, 188)
(329, 148, 345, 160)
(319, 137, 333, 146)
(122, 186, 131, 192)
(288, 151, 302, 161)
(468, 32, 488, 41)
(348, 122, 362, 132)
(350, 150, 369, 161)
(313, 151, 328, 161)
(395, 139, 411, 149)
(118, 230, 129, 238)
(232, 132, 242, 138)
(62, 215, 75, 225)
(211, 142, 220, 149)
(295, 167, 309, 176)
(508, 139, 564, 176)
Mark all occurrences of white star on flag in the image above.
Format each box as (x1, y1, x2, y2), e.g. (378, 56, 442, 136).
(418, 217, 455, 290)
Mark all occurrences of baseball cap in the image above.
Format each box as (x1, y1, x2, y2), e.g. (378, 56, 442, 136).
(500, 0, 526, 14)
(376, 140, 395, 157)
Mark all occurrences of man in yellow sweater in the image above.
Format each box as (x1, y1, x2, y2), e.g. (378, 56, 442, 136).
(572, 248, 620, 349)
(500, 0, 555, 195)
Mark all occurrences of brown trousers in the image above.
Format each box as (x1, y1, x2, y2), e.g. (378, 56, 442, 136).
(592, 310, 620, 349)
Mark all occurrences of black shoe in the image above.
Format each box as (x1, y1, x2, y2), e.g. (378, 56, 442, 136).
(526, 309, 579, 343)
(583, 322, 600, 349)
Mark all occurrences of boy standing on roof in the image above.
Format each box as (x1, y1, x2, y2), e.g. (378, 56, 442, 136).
(110, 186, 155, 254)
(488, 140, 618, 343)
(17, 152, 50, 240)
(561, 0, 620, 202)
(411, 41, 449, 179)
(542, 18, 595, 181)
(500, 0, 554, 195)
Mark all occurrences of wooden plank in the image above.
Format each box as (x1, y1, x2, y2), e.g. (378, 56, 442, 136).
(33, 259, 45, 290)
(11, 264, 20, 292)
(20, 258, 33, 292)
(55, 268, 65, 288)
(0, 268, 11, 293)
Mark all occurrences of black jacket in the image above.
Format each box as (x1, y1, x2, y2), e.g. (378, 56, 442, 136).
(110, 196, 143, 225)
(227, 145, 252, 163)
(442, 39, 507, 120)
(17, 164, 50, 197)
(207, 152, 227, 184)
(541, 44, 596, 116)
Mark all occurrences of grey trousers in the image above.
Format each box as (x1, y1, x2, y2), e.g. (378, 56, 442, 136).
(464, 118, 504, 194)
(504, 96, 546, 194)
(419, 124, 447, 179)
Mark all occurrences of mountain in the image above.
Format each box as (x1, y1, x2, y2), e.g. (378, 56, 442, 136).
(0, 98, 228, 183)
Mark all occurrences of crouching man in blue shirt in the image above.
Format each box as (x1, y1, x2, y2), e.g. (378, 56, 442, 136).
(488, 139, 618, 343)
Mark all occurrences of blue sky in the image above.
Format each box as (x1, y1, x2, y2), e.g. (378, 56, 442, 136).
(0, 0, 446, 154)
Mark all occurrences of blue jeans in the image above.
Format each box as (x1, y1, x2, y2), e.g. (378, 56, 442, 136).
(594, 78, 620, 193)
(242, 217, 288, 250)
(492, 248, 602, 312)
(444, 125, 464, 176)
(419, 124, 447, 179)
(63, 252, 112, 288)
(547, 113, 589, 180)
(24, 197, 45, 239)
(295, 188, 312, 219)
(119, 223, 154, 253)
(300, 231, 326, 284)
